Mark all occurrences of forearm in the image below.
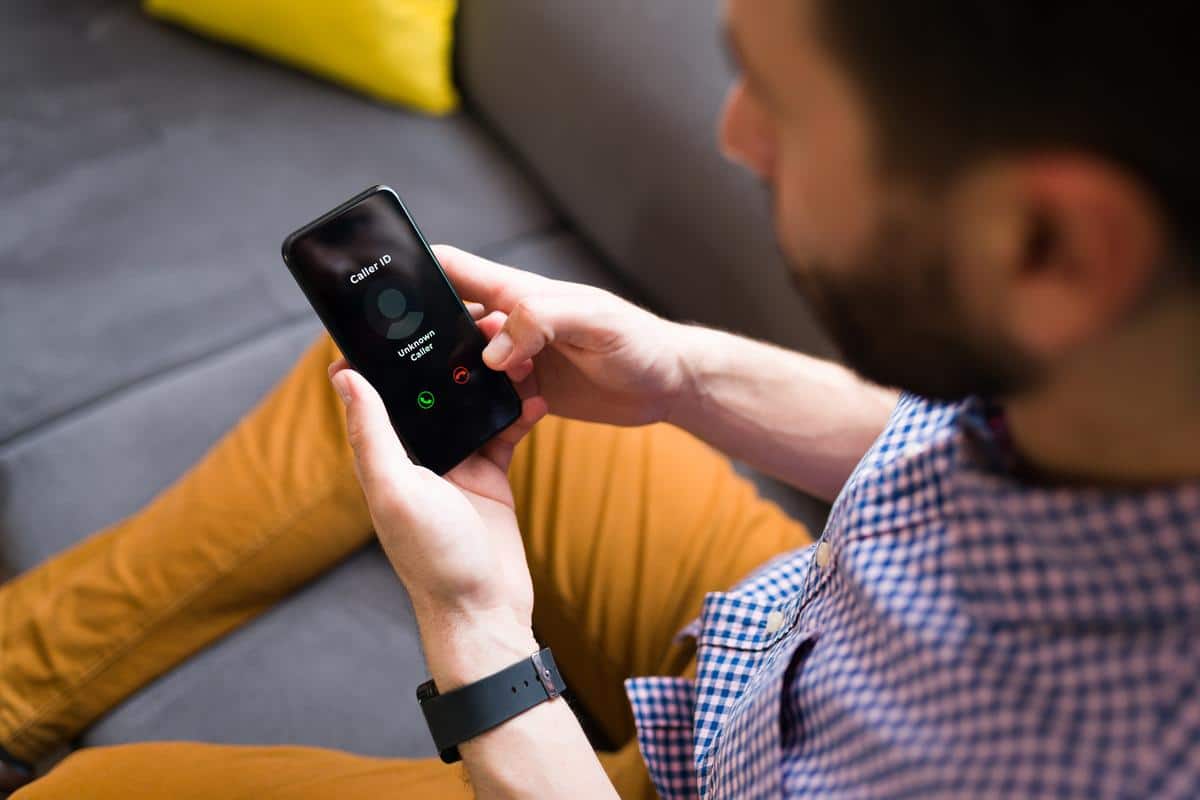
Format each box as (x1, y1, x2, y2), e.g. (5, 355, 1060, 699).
(412, 604, 618, 800)
(669, 324, 898, 502)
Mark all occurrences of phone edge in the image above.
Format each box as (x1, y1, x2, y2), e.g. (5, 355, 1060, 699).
(279, 184, 523, 475)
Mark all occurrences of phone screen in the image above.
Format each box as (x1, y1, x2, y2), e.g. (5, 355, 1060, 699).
(282, 186, 521, 474)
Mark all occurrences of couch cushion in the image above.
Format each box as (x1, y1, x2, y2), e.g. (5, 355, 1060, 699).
(0, 0, 556, 446)
(482, 229, 641, 297)
(457, 0, 836, 357)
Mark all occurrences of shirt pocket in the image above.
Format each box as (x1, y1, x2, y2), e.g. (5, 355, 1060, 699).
(625, 675, 699, 800)
(702, 649, 799, 800)
(692, 594, 797, 757)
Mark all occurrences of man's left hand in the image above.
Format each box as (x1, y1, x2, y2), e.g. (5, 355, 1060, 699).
(327, 312, 548, 683)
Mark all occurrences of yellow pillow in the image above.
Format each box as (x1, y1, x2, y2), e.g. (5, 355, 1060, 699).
(144, 0, 459, 115)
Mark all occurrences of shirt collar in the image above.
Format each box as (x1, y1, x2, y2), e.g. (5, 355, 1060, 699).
(947, 396, 1200, 627)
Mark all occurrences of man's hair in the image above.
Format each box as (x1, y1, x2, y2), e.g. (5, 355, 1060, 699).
(814, 2, 1197, 276)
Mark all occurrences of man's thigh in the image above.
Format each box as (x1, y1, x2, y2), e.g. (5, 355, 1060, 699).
(14, 740, 657, 800)
(12, 743, 473, 800)
(509, 416, 813, 745)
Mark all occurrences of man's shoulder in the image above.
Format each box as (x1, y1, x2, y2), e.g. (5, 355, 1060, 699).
(841, 392, 968, 489)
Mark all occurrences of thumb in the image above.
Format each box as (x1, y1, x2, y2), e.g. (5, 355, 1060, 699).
(330, 367, 414, 497)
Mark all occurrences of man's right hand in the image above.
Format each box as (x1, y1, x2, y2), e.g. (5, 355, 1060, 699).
(438, 244, 895, 501)
(435, 245, 691, 427)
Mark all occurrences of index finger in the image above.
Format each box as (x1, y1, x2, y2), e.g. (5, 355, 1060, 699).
(432, 244, 547, 311)
(329, 364, 417, 499)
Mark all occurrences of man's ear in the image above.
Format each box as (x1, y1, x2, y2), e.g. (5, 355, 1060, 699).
(1003, 155, 1165, 360)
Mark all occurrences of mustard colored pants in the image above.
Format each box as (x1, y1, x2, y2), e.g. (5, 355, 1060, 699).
(1, 334, 811, 799)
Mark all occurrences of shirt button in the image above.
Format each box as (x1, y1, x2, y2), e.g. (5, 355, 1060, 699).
(765, 610, 785, 634)
(815, 540, 832, 569)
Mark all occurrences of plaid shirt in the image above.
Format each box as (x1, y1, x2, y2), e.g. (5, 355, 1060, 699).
(625, 394, 1200, 799)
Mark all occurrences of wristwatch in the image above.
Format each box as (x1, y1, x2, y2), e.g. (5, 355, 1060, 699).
(417, 647, 566, 763)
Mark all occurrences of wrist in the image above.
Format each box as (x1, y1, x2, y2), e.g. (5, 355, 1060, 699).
(412, 602, 540, 691)
(664, 322, 715, 430)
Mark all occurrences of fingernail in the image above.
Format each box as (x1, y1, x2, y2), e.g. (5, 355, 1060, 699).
(330, 372, 351, 406)
(483, 332, 513, 367)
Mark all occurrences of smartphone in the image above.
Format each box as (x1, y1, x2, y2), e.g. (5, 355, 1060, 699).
(281, 185, 521, 475)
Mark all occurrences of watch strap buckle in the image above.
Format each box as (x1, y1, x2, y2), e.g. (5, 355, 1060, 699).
(530, 648, 560, 700)
(416, 647, 566, 764)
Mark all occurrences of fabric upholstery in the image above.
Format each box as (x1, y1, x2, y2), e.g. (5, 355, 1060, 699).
(457, 0, 836, 356)
(0, 0, 555, 447)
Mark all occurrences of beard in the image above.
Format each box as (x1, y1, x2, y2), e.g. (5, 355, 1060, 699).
(785, 209, 1044, 402)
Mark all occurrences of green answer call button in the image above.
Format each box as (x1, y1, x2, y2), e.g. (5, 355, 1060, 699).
(416, 390, 436, 410)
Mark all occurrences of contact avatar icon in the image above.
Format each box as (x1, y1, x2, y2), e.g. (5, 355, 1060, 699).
(365, 284, 425, 340)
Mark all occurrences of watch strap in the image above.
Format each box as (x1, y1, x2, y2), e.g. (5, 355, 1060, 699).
(417, 647, 565, 763)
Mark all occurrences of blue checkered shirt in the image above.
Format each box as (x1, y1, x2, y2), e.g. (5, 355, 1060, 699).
(625, 394, 1200, 798)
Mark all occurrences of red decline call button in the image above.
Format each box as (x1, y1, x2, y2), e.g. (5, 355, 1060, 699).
(452, 366, 470, 384)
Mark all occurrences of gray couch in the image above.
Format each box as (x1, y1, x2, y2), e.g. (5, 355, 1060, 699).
(1, 0, 830, 762)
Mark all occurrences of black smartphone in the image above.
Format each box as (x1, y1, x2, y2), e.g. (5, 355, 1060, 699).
(281, 185, 521, 475)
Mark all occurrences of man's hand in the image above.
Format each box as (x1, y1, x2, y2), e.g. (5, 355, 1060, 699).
(328, 332, 547, 686)
(435, 245, 690, 427)
(436, 244, 895, 501)
(329, 325, 619, 799)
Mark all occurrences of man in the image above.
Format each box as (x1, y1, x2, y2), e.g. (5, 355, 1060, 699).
(3, 0, 1197, 796)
